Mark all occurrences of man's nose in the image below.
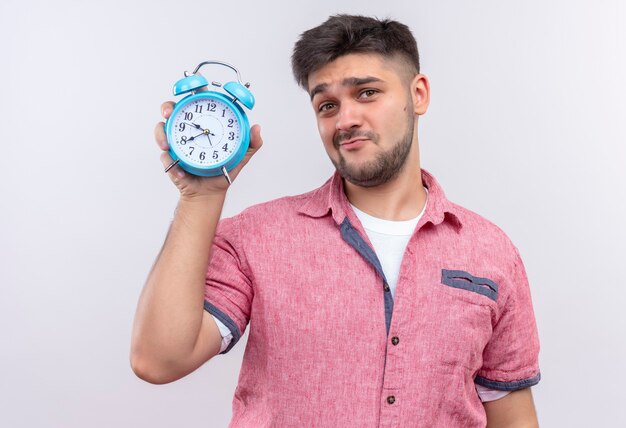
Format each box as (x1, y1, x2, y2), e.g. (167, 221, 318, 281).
(335, 102, 363, 131)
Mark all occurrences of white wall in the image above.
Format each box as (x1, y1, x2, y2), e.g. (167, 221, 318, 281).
(1, 0, 624, 426)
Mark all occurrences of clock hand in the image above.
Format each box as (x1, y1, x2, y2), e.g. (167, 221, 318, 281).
(187, 131, 205, 142)
(183, 121, 204, 130)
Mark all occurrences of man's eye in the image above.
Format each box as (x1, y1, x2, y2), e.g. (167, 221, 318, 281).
(319, 103, 335, 112)
(359, 89, 378, 98)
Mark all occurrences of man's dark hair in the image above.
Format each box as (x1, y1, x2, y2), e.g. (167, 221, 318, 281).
(291, 15, 420, 90)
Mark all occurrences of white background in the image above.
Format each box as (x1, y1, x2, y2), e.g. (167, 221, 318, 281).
(1, 0, 624, 426)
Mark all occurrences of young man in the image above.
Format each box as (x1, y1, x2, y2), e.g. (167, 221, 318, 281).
(132, 15, 541, 427)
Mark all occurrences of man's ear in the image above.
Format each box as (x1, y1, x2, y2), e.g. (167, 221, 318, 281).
(411, 74, 430, 116)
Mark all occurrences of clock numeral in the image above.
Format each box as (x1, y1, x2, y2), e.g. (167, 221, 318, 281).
(227, 119, 234, 128)
(180, 136, 187, 145)
(212, 151, 219, 160)
(189, 146, 195, 155)
(178, 122, 185, 132)
(208, 103, 216, 112)
(199, 151, 206, 160)
(195, 105, 203, 113)
(184, 112, 193, 120)
(221, 109, 226, 117)
(228, 132, 235, 141)
(221, 143, 228, 152)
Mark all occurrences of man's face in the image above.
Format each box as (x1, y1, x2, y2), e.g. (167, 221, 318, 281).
(308, 53, 418, 187)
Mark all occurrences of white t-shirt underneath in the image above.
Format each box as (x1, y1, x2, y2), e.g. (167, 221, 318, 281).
(350, 204, 423, 300)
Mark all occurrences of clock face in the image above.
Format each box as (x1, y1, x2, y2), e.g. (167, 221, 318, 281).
(169, 96, 242, 168)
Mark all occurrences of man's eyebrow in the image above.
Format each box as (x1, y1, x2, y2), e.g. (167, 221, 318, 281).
(309, 83, 328, 101)
(309, 76, 383, 101)
(342, 76, 383, 87)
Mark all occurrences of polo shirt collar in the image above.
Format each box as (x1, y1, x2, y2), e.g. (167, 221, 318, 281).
(298, 168, 462, 230)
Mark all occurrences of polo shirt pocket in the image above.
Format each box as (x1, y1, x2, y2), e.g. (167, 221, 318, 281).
(423, 269, 499, 370)
(441, 269, 499, 302)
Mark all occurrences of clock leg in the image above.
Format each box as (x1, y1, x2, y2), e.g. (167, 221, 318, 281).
(221, 167, 232, 185)
(164, 159, 180, 173)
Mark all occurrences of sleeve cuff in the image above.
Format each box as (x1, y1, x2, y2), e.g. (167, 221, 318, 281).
(204, 300, 242, 354)
(474, 372, 541, 391)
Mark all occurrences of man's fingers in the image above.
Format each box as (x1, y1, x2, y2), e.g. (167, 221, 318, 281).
(161, 101, 175, 119)
(249, 124, 263, 151)
(157, 101, 175, 151)
(154, 122, 168, 151)
(160, 151, 185, 179)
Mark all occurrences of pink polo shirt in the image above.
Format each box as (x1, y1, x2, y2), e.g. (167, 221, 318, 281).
(204, 169, 540, 427)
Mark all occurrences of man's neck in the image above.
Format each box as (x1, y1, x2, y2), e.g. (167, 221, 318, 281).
(344, 165, 426, 221)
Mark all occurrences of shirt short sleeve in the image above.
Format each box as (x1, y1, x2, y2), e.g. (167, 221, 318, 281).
(203, 214, 253, 354)
(475, 246, 541, 391)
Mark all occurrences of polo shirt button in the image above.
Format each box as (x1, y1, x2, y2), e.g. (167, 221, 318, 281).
(387, 395, 396, 404)
(383, 282, 390, 292)
(391, 336, 399, 346)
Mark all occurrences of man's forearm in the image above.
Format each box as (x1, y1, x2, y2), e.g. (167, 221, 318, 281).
(130, 193, 226, 379)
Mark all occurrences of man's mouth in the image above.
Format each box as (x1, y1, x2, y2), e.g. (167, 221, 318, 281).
(337, 136, 371, 150)
(334, 130, 377, 149)
(339, 138, 368, 150)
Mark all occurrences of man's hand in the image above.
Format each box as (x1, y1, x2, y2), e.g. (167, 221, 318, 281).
(154, 98, 263, 199)
(484, 388, 539, 428)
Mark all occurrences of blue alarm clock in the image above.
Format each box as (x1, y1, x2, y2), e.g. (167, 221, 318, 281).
(165, 60, 255, 183)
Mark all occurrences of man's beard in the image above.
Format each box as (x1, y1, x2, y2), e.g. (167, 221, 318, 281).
(331, 112, 415, 188)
